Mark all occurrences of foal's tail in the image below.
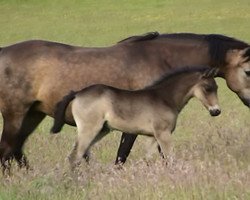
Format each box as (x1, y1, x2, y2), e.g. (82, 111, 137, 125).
(51, 91, 77, 134)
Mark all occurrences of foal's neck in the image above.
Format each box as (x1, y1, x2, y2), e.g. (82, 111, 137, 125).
(152, 73, 199, 113)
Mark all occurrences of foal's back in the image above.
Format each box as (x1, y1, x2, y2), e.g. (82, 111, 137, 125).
(74, 84, 164, 114)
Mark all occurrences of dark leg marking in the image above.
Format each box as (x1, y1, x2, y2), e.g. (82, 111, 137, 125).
(0, 107, 46, 174)
(14, 110, 46, 169)
(115, 133, 138, 165)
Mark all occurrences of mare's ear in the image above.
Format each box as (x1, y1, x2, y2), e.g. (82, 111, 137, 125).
(242, 47, 250, 63)
(227, 47, 250, 66)
(202, 68, 219, 78)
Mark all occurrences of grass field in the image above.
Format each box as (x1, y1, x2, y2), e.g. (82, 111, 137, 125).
(0, 0, 250, 199)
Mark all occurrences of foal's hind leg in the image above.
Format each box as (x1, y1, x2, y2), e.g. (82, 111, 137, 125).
(69, 120, 106, 171)
(82, 125, 109, 163)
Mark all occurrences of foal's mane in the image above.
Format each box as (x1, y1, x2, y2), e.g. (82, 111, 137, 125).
(145, 66, 210, 89)
(118, 32, 250, 67)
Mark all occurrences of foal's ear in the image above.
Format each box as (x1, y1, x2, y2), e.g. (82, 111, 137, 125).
(202, 68, 219, 78)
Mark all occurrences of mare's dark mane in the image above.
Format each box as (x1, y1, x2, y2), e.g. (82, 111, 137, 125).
(204, 34, 249, 66)
(118, 32, 250, 67)
(118, 32, 159, 43)
(145, 66, 210, 89)
(158, 33, 205, 40)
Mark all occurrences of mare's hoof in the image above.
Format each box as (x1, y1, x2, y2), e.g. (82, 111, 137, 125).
(113, 163, 124, 170)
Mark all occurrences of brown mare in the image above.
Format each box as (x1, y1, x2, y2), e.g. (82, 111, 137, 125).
(0, 32, 250, 173)
(51, 66, 221, 170)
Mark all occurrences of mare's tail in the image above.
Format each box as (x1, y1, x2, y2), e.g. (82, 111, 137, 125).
(51, 91, 77, 134)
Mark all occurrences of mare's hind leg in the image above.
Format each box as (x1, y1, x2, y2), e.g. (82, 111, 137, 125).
(115, 133, 138, 165)
(0, 110, 28, 173)
(13, 110, 46, 168)
(0, 108, 45, 173)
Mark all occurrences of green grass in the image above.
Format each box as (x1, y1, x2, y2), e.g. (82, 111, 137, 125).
(0, 0, 250, 199)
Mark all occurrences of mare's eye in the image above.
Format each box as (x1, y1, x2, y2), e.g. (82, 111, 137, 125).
(245, 71, 250, 76)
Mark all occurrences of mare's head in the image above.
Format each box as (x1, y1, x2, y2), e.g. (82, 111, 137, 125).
(192, 68, 221, 116)
(224, 47, 250, 107)
(206, 34, 250, 107)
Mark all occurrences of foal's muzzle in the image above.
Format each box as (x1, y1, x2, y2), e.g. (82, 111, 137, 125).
(209, 105, 221, 116)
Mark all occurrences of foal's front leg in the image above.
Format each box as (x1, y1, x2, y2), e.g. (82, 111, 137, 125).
(154, 130, 172, 163)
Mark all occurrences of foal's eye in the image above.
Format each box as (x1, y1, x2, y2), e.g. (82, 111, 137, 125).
(245, 71, 250, 77)
(204, 86, 213, 93)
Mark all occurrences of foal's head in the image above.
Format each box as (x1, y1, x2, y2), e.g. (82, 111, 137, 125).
(193, 68, 221, 116)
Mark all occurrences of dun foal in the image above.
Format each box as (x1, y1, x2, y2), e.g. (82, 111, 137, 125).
(51, 66, 221, 169)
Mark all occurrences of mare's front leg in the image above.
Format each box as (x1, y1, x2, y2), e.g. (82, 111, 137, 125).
(115, 133, 138, 165)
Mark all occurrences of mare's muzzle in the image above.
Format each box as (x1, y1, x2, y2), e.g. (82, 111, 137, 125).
(209, 105, 221, 116)
(240, 97, 250, 108)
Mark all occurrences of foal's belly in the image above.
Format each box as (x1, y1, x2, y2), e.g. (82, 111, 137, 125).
(106, 111, 155, 136)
